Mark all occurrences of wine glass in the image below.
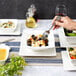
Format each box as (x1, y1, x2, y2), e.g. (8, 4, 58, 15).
(55, 4, 67, 16)
(53, 4, 67, 30)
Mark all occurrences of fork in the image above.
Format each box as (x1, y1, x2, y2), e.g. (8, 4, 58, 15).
(43, 16, 61, 37)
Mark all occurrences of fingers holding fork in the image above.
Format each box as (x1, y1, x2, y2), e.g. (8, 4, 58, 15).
(52, 16, 61, 30)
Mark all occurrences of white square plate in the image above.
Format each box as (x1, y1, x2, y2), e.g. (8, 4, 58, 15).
(19, 30, 56, 56)
(61, 27, 76, 44)
(0, 19, 21, 35)
(19, 48, 56, 56)
(61, 51, 76, 70)
(58, 27, 76, 47)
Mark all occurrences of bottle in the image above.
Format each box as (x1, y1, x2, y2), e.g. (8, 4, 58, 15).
(26, 11, 37, 28)
(30, 4, 38, 22)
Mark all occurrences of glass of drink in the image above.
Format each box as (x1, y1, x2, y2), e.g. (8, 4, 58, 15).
(53, 4, 67, 30)
(55, 4, 67, 16)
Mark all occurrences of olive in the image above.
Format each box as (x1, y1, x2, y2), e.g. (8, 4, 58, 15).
(27, 39, 32, 46)
(44, 39, 48, 43)
(45, 35, 48, 37)
(27, 43, 31, 46)
(33, 37, 37, 40)
(38, 38, 42, 40)
(31, 35, 35, 38)
(27, 39, 32, 43)
(39, 44, 42, 47)
(45, 43, 48, 46)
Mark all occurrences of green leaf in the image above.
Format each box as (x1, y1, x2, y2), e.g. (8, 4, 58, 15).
(0, 56, 27, 76)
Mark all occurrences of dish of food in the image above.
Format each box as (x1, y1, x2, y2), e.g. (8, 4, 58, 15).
(20, 30, 55, 51)
(0, 19, 17, 32)
(0, 21, 15, 28)
(67, 47, 76, 65)
(62, 28, 76, 44)
(64, 29, 76, 36)
(27, 34, 48, 47)
(68, 48, 76, 59)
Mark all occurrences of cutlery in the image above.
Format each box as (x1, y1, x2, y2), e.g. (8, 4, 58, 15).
(43, 16, 61, 38)
(0, 38, 15, 44)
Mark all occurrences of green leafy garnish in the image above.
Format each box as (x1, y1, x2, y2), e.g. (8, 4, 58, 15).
(66, 33, 76, 36)
(0, 56, 27, 76)
(69, 48, 74, 51)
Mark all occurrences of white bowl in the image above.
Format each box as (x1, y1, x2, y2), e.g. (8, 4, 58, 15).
(67, 48, 76, 66)
(0, 19, 18, 32)
(21, 30, 55, 51)
(0, 44, 10, 64)
(62, 28, 76, 44)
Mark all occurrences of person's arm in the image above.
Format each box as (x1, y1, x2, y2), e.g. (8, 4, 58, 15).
(52, 16, 76, 30)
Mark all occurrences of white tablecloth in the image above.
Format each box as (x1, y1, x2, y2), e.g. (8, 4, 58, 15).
(22, 66, 76, 76)
(0, 19, 76, 76)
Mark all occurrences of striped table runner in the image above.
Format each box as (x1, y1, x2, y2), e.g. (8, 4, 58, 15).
(0, 34, 66, 64)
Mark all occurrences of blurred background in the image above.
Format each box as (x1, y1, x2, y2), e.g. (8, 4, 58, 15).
(0, 0, 76, 19)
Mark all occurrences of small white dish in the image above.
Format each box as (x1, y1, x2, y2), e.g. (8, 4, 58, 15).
(0, 21, 21, 35)
(58, 27, 76, 47)
(0, 19, 18, 32)
(0, 44, 10, 64)
(61, 51, 76, 70)
(21, 30, 55, 51)
(63, 28, 76, 44)
(67, 48, 76, 66)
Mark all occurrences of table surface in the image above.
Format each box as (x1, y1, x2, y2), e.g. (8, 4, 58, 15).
(0, 20, 76, 76)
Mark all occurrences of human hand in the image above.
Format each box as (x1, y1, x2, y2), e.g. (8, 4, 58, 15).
(52, 16, 76, 30)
